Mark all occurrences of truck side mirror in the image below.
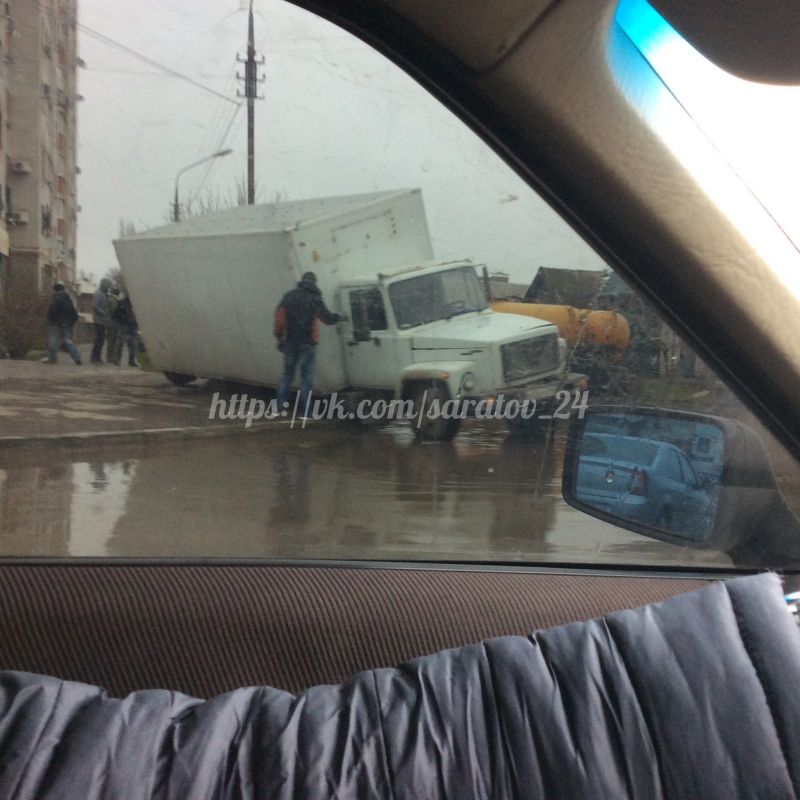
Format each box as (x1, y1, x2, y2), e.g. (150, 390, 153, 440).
(561, 405, 800, 567)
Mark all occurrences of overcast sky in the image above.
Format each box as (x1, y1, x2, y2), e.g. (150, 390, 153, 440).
(76, 0, 607, 285)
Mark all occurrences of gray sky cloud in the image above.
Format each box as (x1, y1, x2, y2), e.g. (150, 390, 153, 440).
(77, 0, 607, 284)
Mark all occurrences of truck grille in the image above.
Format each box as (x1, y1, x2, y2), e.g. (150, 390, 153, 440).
(501, 334, 560, 383)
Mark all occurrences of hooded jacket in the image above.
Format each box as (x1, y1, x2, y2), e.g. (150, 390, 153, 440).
(92, 279, 113, 325)
(112, 296, 137, 328)
(1, 573, 799, 800)
(274, 280, 342, 346)
(47, 289, 79, 326)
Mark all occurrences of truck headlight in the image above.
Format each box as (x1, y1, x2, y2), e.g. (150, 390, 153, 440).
(461, 371, 477, 391)
(559, 338, 568, 365)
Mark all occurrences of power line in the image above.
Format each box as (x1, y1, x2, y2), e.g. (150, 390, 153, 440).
(188, 55, 240, 191)
(186, 57, 242, 202)
(72, 13, 249, 211)
(78, 23, 241, 105)
(187, 105, 241, 205)
(187, 103, 243, 206)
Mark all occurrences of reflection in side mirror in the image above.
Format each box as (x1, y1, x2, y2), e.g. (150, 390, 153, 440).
(571, 413, 721, 542)
(562, 406, 800, 566)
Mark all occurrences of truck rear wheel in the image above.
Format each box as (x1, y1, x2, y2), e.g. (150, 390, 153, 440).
(164, 371, 197, 387)
(504, 414, 550, 439)
(410, 383, 461, 442)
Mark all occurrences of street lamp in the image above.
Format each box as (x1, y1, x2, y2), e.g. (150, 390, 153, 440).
(173, 148, 234, 222)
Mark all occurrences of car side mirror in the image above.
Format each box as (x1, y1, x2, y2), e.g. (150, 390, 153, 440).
(562, 405, 800, 567)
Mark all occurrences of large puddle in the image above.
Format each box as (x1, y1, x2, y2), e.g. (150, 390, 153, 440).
(0, 423, 730, 566)
(0, 421, 732, 565)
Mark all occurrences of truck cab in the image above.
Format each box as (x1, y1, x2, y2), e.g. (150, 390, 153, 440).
(339, 260, 574, 439)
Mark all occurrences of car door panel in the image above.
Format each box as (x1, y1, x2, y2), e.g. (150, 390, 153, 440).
(0, 563, 710, 697)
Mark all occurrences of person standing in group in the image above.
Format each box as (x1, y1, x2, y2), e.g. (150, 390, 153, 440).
(46, 282, 81, 365)
(90, 278, 113, 364)
(274, 271, 347, 414)
(112, 293, 139, 367)
(105, 287, 121, 363)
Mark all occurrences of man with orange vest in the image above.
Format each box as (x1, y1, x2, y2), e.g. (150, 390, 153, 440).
(274, 271, 347, 414)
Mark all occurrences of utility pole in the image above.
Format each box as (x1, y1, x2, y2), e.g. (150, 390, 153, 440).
(237, 0, 264, 205)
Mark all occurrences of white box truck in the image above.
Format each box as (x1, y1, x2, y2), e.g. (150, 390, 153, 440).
(114, 189, 579, 440)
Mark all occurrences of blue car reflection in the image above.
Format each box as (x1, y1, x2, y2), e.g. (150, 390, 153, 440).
(576, 432, 713, 539)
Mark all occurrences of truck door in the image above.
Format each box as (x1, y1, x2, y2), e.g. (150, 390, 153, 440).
(343, 287, 397, 388)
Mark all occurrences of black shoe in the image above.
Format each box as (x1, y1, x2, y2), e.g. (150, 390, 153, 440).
(74, 359, 82, 366)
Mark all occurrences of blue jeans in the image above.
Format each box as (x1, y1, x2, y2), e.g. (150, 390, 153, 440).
(114, 324, 138, 366)
(47, 323, 81, 363)
(276, 343, 316, 414)
(90, 323, 106, 363)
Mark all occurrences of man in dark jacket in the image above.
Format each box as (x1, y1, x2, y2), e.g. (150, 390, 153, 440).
(46, 282, 81, 365)
(274, 271, 347, 414)
(111, 293, 138, 367)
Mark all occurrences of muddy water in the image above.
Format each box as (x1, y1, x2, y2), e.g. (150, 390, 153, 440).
(0, 420, 732, 565)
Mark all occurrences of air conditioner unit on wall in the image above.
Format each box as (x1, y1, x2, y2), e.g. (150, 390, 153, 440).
(10, 160, 31, 174)
(7, 211, 29, 224)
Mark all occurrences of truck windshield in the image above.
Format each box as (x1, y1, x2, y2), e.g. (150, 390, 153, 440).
(388, 266, 487, 329)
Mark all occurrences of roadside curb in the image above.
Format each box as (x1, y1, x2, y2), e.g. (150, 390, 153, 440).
(0, 419, 307, 451)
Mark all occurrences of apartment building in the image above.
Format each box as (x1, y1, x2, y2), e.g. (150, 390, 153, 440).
(6, 0, 79, 292)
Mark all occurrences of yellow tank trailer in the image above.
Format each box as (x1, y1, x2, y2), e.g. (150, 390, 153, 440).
(491, 302, 630, 350)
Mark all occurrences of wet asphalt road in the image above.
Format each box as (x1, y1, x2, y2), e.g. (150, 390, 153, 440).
(0, 418, 733, 566)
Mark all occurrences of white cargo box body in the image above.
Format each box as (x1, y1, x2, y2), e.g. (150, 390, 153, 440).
(114, 189, 434, 393)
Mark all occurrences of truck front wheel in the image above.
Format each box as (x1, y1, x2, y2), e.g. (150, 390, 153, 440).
(164, 371, 197, 387)
(409, 382, 461, 442)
